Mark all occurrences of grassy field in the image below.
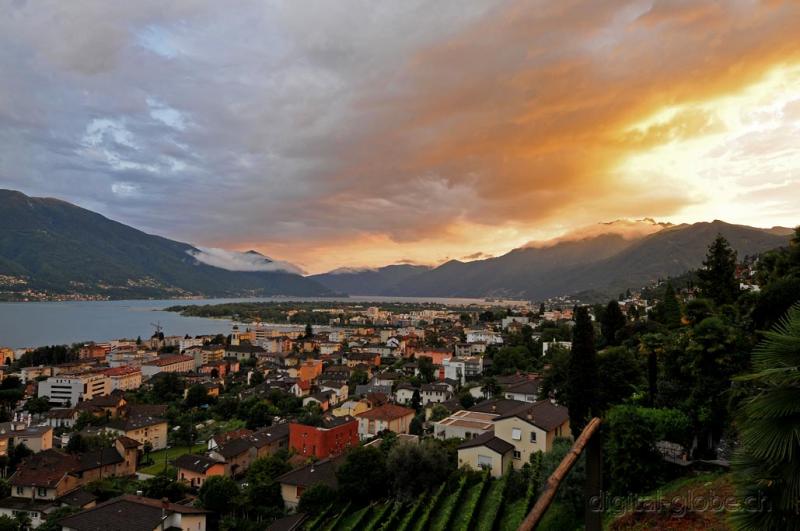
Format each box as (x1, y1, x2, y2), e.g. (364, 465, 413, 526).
(138, 444, 206, 475)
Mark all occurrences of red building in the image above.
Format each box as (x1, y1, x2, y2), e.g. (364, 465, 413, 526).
(289, 415, 359, 459)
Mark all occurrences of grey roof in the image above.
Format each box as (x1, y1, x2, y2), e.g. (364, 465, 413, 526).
(458, 432, 515, 455)
(249, 423, 290, 447)
(173, 454, 223, 474)
(504, 379, 541, 396)
(277, 457, 342, 488)
(494, 400, 569, 431)
(58, 495, 208, 531)
(469, 398, 529, 416)
(355, 384, 391, 396)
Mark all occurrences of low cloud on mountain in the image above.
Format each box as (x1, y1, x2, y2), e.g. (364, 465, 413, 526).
(188, 247, 304, 275)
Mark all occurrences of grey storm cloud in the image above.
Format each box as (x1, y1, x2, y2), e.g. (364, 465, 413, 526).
(0, 0, 498, 246)
(2, 0, 799, 272)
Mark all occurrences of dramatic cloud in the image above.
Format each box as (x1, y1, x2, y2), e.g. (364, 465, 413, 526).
(188, 247, 303, 274)
(1, 0, 799, 273)
(525, 219, 673, 248)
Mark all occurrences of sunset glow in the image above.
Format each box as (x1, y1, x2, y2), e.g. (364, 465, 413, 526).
(1, 0, 799, 273)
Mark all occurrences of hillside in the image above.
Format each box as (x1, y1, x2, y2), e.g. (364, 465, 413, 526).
(321, 221, 791, 299)
(0, 189, 331, 299)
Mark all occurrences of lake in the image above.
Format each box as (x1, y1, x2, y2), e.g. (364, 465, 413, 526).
(0, 295, 496, 349)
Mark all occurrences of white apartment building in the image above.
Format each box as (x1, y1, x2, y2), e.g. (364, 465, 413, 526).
(38, 373, 109, 406)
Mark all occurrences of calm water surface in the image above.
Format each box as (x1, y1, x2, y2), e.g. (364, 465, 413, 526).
(0, 295, 491, 348)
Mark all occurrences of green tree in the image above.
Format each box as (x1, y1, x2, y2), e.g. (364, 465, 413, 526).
(185, 384, 210, 408)
(417, 356, 436, 383)
(247, 454, 290, 484)
(65, 434, 89, 454)
(336, 446, 389, 502)
(198, 476, 240, 515)
(429, 404, 450, 422)
(25, 396, 51, 416)
(386, 441, 450, 500)
(697, 234, 740, 305)
(596, 346, 644, 411)
(410, 389, 421, 410)
(600, 300, 626, 346)
(565, 307, 599, 437)
(298, 484, 336, 515)
(142, 472, 189, 502)
(659, 282, 683, 328)
(732, 304, 800, 530)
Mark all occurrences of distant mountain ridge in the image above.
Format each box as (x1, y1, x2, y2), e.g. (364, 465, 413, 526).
(0, 189, 331, 299)
(313, 221, 792, 300)
(310, 264, 432, 296)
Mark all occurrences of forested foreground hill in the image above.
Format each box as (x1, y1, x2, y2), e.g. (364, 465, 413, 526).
(0, 189, 331, 299)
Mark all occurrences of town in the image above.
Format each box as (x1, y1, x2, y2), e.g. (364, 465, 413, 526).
(0, 290, 650, 530)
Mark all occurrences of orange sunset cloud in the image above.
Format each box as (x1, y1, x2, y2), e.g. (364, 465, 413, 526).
(2, 0, 799, 273)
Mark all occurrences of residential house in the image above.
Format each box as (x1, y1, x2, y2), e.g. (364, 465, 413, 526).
(207, 428, 252, 451)
(277, 457, 342, 509)
(394, 383, 417, 405)
(174, 454, 226, 489)
(303, 392, 332, 412)
(288, 415, 358, 460)
(493, 400, 570, 468)
(141, 355, 194, 378)
(353, 384, 391, 397)
(59, 495, 208, 531)
(45, 408, 79, 429)
(207, 437, 254, 478)
(457, 432, 515, 478)
(225, 343, 266, 362)
(344, 352, 381, 368)
(102, 366, 142, 392)
(0, 438, 138, 528)
(104, 415, 168, 450)
(332, 400, 371, 418)
(420, 383, 452, 405)
(318, 381, 348, 404)
(503, 379, 541, 403)
(249, 423, 290, 458)
(0, 419, 54, 454)
(433, 410, 496, 440)
(355, 404, 415, 440)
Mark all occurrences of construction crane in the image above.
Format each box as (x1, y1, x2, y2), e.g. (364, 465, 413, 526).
(150, 321, 164, 337)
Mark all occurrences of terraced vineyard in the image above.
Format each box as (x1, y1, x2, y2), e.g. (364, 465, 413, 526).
(303, 471, 540, 531)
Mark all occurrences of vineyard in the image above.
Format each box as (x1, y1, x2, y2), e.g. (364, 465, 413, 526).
(301, 470, 544, 531)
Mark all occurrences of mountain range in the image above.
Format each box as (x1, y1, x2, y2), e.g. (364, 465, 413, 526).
(0, 189, 331, 299)
(312, 221, 793, 300)
(0, 189, 793, 301)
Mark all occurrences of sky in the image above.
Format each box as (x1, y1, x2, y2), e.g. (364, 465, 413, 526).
(1, 0, 799, 274)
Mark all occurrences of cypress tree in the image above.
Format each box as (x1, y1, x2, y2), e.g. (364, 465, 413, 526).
(601, 299, 626, 346)
(697, 234, 739, 305)
(661, 282, 682, 328)
(566, 306, 599, 437)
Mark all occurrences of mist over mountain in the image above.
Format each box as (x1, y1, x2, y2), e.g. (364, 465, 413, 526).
(314, 221, 792, 300)
(0, 189, 331, 299)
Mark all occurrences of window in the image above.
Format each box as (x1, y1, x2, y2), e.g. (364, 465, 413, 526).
(477, 455, 493, 469)
(513, 450, 521, 460)
(16, 486, 23, 495)
(530, 432, 537, 443)
(511, 428, 521, 441)
(37, 487, 47, 497)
